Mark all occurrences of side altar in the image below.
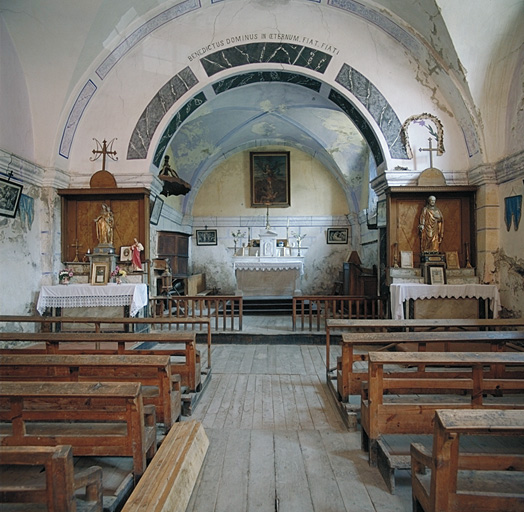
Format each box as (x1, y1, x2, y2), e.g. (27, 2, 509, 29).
(233, 229, 304, 297)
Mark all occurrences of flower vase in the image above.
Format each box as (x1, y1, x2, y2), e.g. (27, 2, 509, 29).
(60, 278, 70, 285)
(115, 277, 122, 285)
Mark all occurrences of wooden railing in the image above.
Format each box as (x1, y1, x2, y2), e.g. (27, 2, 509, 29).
(150, 295, 243, 331)
(292, 295, 387, 331)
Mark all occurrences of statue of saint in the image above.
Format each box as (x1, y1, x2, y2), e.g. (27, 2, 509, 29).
(418, 195, 444, 252)
(94, 204, 114, 245)
(131, 238, 144, 272)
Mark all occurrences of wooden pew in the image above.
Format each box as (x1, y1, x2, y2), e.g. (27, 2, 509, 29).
(325, 317, 524, 374)
(411, 409, 524, 512)
(0, 331, 201, 392)
(0, 315, 213, 368)
(0, 354, 181, 431)
(121, 420, 209, 512)
(0, 381, 157, 483)
(337, 330, 524, 402)
(0, 444, 103, 512)
(360, 351, 524, 492)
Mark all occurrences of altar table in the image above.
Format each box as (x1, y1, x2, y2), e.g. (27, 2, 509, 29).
(37, 283, 148, 317)
(390, 283, 501, 320)
(233, 257, 304, 297)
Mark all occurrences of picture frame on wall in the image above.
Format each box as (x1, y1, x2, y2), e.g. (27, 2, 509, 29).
(250, 151, 290, 207)
(376, 199, 387, 228)
(429, 265, 446, 285)
(150, 196, 164, 225)
(326, 228, 348, 244)
(0, 177, 23, 218)
(196, 229, 217, 246)
(91, 262, 109, 285)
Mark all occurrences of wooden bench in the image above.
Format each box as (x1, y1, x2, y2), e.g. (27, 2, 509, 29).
(0, 445, 103, 511)
(0, 331, 201, 392)
(325, 317, 524, 375)
(360, 351, 524, 492)
(0, 315, 213, 368)
(121, 420, 209, 512)
(337, 330, 524, 402)
(0, 354, 181, 431)
(411, 409, 524, 512)
(0, 381, 157, 483)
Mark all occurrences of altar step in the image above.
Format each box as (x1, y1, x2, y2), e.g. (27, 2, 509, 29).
(242, 297, 317, 316)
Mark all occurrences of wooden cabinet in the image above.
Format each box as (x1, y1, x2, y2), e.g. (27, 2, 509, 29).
(157, 231, 189, 277)
(58, 188, 150, 263)
(386, 186, 476, 270)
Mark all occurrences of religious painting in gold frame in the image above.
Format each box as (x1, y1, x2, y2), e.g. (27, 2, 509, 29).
(250, 152, 290, 207)
(91, 262, 109, 285)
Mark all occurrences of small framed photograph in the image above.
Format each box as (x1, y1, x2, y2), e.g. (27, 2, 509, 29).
(250, 151, 290, 207)
(196, 229, 217, 246)
(326, 227, 348, 244)
(446, 251, 460, 269)
(120, 246, 132, 262)
(429, 266, 446, 285)
(150, 196, 164, 225)
(400, 251, 414, 268)
(91, 262, 109, 285)
(0, 177, 23, 218)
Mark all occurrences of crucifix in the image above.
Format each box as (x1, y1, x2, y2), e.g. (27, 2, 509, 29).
(90, 138, 118, 171)
(418, 137, 439, 168)
(70, 239, 82, 262)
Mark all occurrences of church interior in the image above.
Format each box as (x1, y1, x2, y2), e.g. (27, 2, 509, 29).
(1, 1, 524, 511)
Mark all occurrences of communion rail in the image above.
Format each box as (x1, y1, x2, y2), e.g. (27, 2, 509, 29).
(150, 295, 243, 331)
(292, 295, 387, 331)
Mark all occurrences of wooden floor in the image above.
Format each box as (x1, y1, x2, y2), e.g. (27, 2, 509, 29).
(186, 342, 412, 512)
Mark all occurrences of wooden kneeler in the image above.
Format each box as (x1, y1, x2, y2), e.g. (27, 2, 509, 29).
(122, 420, 209, 512)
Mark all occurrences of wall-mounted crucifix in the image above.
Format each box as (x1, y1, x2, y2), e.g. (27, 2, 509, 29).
(90, 138, 118, 172)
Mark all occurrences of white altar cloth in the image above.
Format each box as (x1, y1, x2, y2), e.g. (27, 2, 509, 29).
(233, 258, 304, 275)
(390, 283, 501, 320)
(37, 283, 148, 317)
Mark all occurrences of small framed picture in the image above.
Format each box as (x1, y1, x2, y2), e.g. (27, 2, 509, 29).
(91, 262, 109, 285)
(429, 266, 446, 285)
(0, 177, 23, 218)
(196, 229, 217, 246)
(120, 246, 132, 262)
(150, 196, 164, 225)
(400, 251, 413, 268)
(326, 228, 348, 244)
(446, 251, 460, 269)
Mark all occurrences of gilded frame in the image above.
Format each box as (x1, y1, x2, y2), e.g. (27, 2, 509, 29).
(91, 262, 109, 286)
(250, 151, 290, 207)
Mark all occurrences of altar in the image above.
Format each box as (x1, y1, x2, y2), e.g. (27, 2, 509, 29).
(36, 283, 149, 317)
(390, 283, 501, 320)
(233, 257, 304, 297)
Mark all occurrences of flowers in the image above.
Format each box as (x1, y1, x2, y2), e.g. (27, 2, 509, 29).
(58, 268, 74, 283)
(231, 230, 246, 240)
(291, 231, 307, 244)
(111, 266, 127, 278)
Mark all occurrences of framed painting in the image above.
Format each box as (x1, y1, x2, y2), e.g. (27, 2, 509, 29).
(150, 196, 164, 225)
(446, 251, 460, 269)
(196, 229, 217, 246)
(429, 265, 446, 285)
(91, 262, 109, 285)
(120, 246, 132, 262)
(250, 151, 290, 207)
(400, 251, 413, 269)
(0, 177, 23, 218)
(326, 228, 348, 244)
